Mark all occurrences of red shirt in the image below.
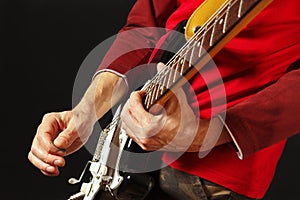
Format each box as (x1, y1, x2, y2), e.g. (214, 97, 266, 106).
(96, 0, 300, 198)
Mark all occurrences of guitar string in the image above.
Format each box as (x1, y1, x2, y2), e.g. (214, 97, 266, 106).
(146, 0, 238, 85)
(144, 0, 235, 89)
(143, 0, 238, 109)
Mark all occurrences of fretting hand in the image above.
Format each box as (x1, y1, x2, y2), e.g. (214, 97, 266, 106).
(120, 63, 210, 152)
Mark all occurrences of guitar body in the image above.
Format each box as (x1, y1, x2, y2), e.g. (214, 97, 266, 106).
(67, 0, 273, 199)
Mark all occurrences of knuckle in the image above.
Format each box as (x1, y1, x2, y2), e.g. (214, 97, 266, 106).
(27, 151, 33, 162)
(132, 138, 150, 151)
(63, 128, 73, 137)
(44, 154, 51, 164)
(139, 138, 152, 148)
(42, 112, 54, 120)
(130, 91, 139, 102)
(30, 145, 40, 156)
(56, 135, 69, 146)
(42, 112, 60, 122)
(140, 144, 150, 151)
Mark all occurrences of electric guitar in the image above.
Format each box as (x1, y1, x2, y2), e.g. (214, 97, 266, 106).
(67, 0, 273, 199)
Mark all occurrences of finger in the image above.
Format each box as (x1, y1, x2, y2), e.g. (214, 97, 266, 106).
(62, 139, 84, 155)
(127, 91, 151, 126)
(38, 113, 60, 139)
(30, 139, 66, 168)
(121, 112, 144, 139)
(38, 112, 82, 155)
(122, 119, 156, 146)
(122, 115, 166, 151)
(122, 122, 146, 149)
(52, 128, 78, 152)
(28, 151, 60, 176)
(35, 129, 67, 156)
(36, 113, 67, 156)
(157, 62, 165, 72)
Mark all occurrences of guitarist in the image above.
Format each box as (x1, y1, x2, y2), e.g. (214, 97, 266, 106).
(28, 0, 300, 199)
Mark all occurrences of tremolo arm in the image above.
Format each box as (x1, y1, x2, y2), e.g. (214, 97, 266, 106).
(68, 105, 127, 200)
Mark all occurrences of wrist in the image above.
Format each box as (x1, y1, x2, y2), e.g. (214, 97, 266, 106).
(73, 101, 98, 124)
(75, 71, 128, 122)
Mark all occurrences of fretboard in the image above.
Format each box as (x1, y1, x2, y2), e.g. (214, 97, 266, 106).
(142, 0, 273, 110)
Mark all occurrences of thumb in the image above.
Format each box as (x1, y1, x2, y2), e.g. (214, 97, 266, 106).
(157, 62, 165, 72)
(52, 128, 78, 152)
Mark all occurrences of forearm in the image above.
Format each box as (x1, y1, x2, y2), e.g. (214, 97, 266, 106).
(74, 72, 127, 124)
(186, 117, 232, 152)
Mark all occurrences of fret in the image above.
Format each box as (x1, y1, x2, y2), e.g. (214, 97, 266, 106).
(180, 57, 185, 75)
(157, 73, 166, 97)
(202, 25, 214, 54)
(159, 67, 168, 95)
(186, 40, 198, 68)
(155, 75, 164, 99)
(167, 65, 175, 88)
(173, 68, 180, 84)
(223, 0, 239, 33)
(150, 81, 157, 105)
(155, 77, 164, 102)
(144, 94, 149, 110)
(173, 62, 180, 83)
(150, 83, 159, 106)
(209, 11, 221, 46)
(160, 83, 166, 95)
(198, 27, 207, 58)
(238, 0, 244, 18)
(181, 48, 188, 72)
(211, 10, 230, 46)
(223, 0, 232, 33)
(161, 68, 169, 91)
(145, 90, 150, 109)
(155, 83, 161, 101)
(184, 43, 192, 68)
(145, 84, 154, 109)
(142, 0, 267, 111)
(188, 41, 196, 67)
(173, 56, 180, 82)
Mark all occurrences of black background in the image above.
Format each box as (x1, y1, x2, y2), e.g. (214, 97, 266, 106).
(2, 0, 300, 199)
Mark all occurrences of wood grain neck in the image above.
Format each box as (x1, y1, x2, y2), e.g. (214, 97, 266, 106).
(143, 0, 273, 111)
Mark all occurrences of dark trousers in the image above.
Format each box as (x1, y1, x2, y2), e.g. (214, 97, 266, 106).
(95, 166, 257, 200)
(145, 166, 257, 200)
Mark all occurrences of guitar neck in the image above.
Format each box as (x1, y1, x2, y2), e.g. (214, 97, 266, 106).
(142, 0, 273, 111)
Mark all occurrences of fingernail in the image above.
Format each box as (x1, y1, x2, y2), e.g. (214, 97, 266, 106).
(46, 166, 55, 173)
(54, 159, 64, 167)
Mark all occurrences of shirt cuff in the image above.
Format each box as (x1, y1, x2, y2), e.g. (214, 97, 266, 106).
(92, 69, 129, 90)
(217, 115, 244, 160)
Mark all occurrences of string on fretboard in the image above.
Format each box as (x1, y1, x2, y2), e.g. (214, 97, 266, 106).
(142, 0, 259, 110)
